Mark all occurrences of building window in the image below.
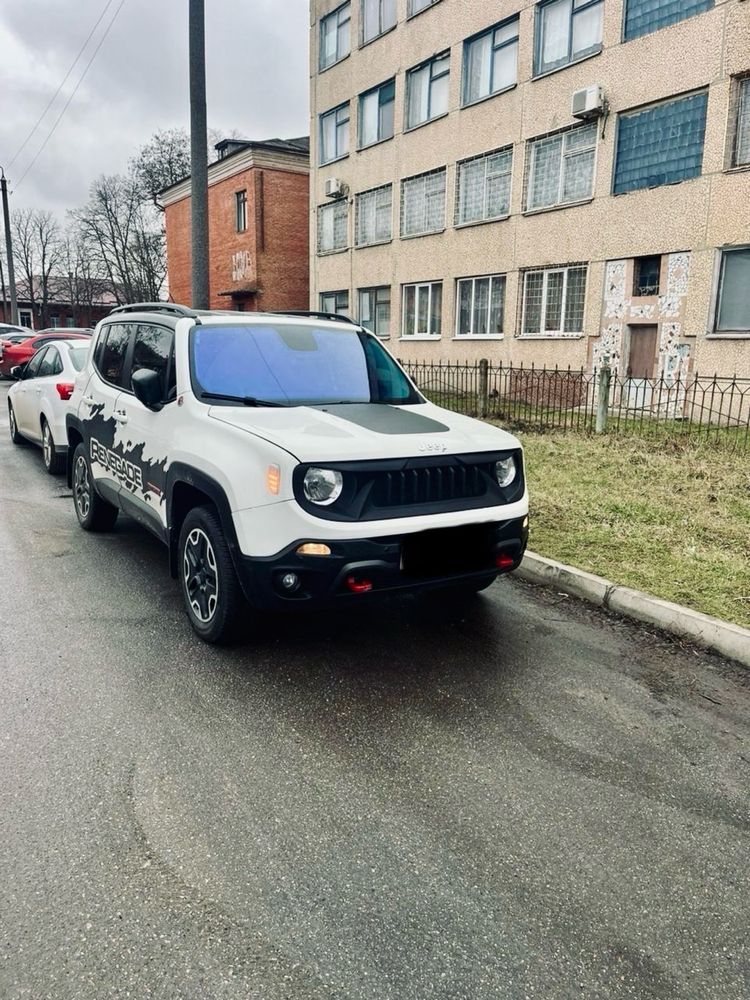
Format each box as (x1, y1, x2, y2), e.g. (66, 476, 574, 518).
(19, 310, 32, 328)
(408, 0, 439, 15)
(235, 190, 247, 232)
(50, 315, 60, 328)
(319, 103, 350, 164)
(358, 287, 391, 337)
(613, 91, 708, 195)
(535, 0, 603, 77)
(715, 248, 750, 333)
(456, 275, 506, 337)
(463, 17, 519, 106)
(355, 184, 392, 246)
(731, 77, 750, 168)
(66, 317, 76, 328)
(317, 201, 349, 254)
(362, 0, 396, 44)
(320, 2, 351, 70)
(623, 0, 712, 42)
(400, 169, 446, 238)
(526, 123, 596, 211)
(320, 290, 350, 316)
(633, 255, 661, 296)
(456, 148, 512, 225)
(406, 52, 450, 130)
(521, 264, 587, 336)
(402, 282, 442, 337)
(359, 79, 395, 147)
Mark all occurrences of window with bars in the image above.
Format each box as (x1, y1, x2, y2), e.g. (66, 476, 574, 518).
(715, 248, 750, 333)
(402, 282, 442, 337)
(235, 190, 247, 232)
(633, 255, 661, 296)
(521, 264, 587, 336)
(408, 0, 440, 15)
(401, 169, 446, 237)
(320, 3, 351, 70)
(355, 185, 392, 246)
(732, 77, 750, 168)
(535, 0, 603, 76)
(319, 103, 350, 164)
(358, 287, 391, 337)
(456, 275, 506, 337)
(358, 79, 395, 148)
(623, 0, 713, 42)
(317, 201, 349, 254)
(406, 52, 450, 129)
(526, 124, 596, 211)
(463, 17, 519, 106)
(456, 148, 512, 225)
(320, 290, 350, 316)
(613, 91, 708, 195)
(362, 0, 396, 43)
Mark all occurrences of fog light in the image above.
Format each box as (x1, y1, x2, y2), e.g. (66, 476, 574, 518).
(346, 576, 373, 594)
(296, 542, 332, 556)
(495, 553, 515, 570)
(281, 572, 300, 591)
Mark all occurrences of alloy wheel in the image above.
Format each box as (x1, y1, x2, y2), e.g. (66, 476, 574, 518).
(74, 454, 91, 519)
(43, 424, 52, 468)
(183, 528, 219, 623)
(9, 408, 16, 439)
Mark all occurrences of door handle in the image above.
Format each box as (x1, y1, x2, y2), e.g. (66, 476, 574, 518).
(114, 410, 128, 424)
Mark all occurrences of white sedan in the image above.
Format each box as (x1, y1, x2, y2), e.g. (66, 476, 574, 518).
(8, 339, 90, 474)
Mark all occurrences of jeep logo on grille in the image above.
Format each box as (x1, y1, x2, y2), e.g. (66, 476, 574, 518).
(418, 441, 448, 453)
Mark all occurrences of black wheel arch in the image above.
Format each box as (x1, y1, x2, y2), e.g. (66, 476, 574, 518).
(65, 416, 84, 487)
(167, 464, 243, 584)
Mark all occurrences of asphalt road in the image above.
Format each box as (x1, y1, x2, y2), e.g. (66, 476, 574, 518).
(1, 382, 748, 1000)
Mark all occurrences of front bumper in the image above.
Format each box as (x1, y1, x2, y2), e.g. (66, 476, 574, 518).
(236, 516, 528, 610)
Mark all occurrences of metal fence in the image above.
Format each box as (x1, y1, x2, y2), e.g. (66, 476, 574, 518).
(398, 359, 750, 450)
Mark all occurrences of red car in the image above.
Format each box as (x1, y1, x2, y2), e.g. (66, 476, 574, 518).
(0, 329, 92, 377)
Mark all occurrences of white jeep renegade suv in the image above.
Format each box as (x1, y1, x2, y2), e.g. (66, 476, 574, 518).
(66, 304, 528, 643)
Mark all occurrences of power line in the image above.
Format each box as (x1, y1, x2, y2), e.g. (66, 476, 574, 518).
(15, 0, 126, 191)
(8, 0, 119, 170)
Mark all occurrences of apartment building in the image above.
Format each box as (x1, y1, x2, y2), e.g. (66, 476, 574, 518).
(160, 137, 310, 313)
(309, 0, 750, 379)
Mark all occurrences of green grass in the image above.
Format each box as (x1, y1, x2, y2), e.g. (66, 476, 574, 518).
(514, 431, 750, 629)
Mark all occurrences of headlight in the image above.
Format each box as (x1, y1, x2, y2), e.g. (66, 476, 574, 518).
(495, 457, 516, 488)
(303, 467, 343, 505)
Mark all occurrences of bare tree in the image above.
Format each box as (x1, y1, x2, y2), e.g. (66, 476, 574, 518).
(130, 128, 192, 211)
(12, 209, 63, 327)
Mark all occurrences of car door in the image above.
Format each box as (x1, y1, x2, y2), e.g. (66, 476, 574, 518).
(13, 348, 47, 435)
(81, 322, 134, 509)
(115, 322, 176, 540)
(35, 345, 66, 444)
(23, 346, 62, 444)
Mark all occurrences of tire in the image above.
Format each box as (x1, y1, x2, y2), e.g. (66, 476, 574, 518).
(41, 419, 65, 475)
(72, 442, 119, 532)
(178, 505, 247, 644)
(8, 403, 25, 445)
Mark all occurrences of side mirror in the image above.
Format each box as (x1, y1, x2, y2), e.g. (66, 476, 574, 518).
(132, 368, 163, 411)
(10, 364, 26, 380)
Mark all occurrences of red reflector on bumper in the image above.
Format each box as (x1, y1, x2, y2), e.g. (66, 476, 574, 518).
(346, 576, 373, 594)
(495, 553, 515, 570)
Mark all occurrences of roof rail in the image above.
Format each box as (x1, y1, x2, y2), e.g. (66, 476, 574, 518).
(272, 310, 359, 326)
(109, 302, 198, 318)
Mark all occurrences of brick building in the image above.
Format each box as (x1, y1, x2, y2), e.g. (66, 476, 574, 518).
(0, 276, 116, 330)
(159, 137, 310, 312)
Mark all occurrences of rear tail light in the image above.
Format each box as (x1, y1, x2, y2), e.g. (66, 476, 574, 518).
(56, 382, 75, 401)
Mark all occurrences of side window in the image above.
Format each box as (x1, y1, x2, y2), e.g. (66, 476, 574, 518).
(95, 324, 132, 388)
(25, 348, 47, 379)
(38, 347, 61, 377)
(131, 324, 175, 401)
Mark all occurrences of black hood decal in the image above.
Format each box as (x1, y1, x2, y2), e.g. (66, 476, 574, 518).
(312, 404, 449, 435)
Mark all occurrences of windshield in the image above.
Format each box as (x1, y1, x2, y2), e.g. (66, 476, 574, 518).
(69, 347, 88, 371)
(190, 324, 422, 406)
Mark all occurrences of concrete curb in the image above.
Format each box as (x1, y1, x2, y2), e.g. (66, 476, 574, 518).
(516, 551, 750, 668)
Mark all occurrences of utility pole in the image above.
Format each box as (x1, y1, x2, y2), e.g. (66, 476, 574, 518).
(189, 0, 209, 309)
(0, 168, 18, 325)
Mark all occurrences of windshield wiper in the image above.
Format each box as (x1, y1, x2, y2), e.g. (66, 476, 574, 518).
(200, 392, 289, 408)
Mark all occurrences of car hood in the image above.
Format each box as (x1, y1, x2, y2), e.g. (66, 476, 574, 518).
(207, 402, 521, 462)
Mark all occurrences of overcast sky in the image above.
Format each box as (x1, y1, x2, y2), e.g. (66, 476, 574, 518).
(0, 0, 310, 218)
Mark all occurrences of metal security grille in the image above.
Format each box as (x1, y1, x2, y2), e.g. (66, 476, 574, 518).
(526, 124, 596, 211)
(456, 148, 512, 225)
(614, 91, 708, 195)
(355, 185, 392, 246)
(401, 169, 446, 237)
(317, 201, 348, 254)
(521, 264, 587, 336)
(734, 77, 750, 167)
(624, 0, 713, 41)
(369, 463, 489, 509)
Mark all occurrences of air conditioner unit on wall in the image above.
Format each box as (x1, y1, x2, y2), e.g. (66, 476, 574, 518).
(572, 85, 605, 120)
(325, 177, 347, 199)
